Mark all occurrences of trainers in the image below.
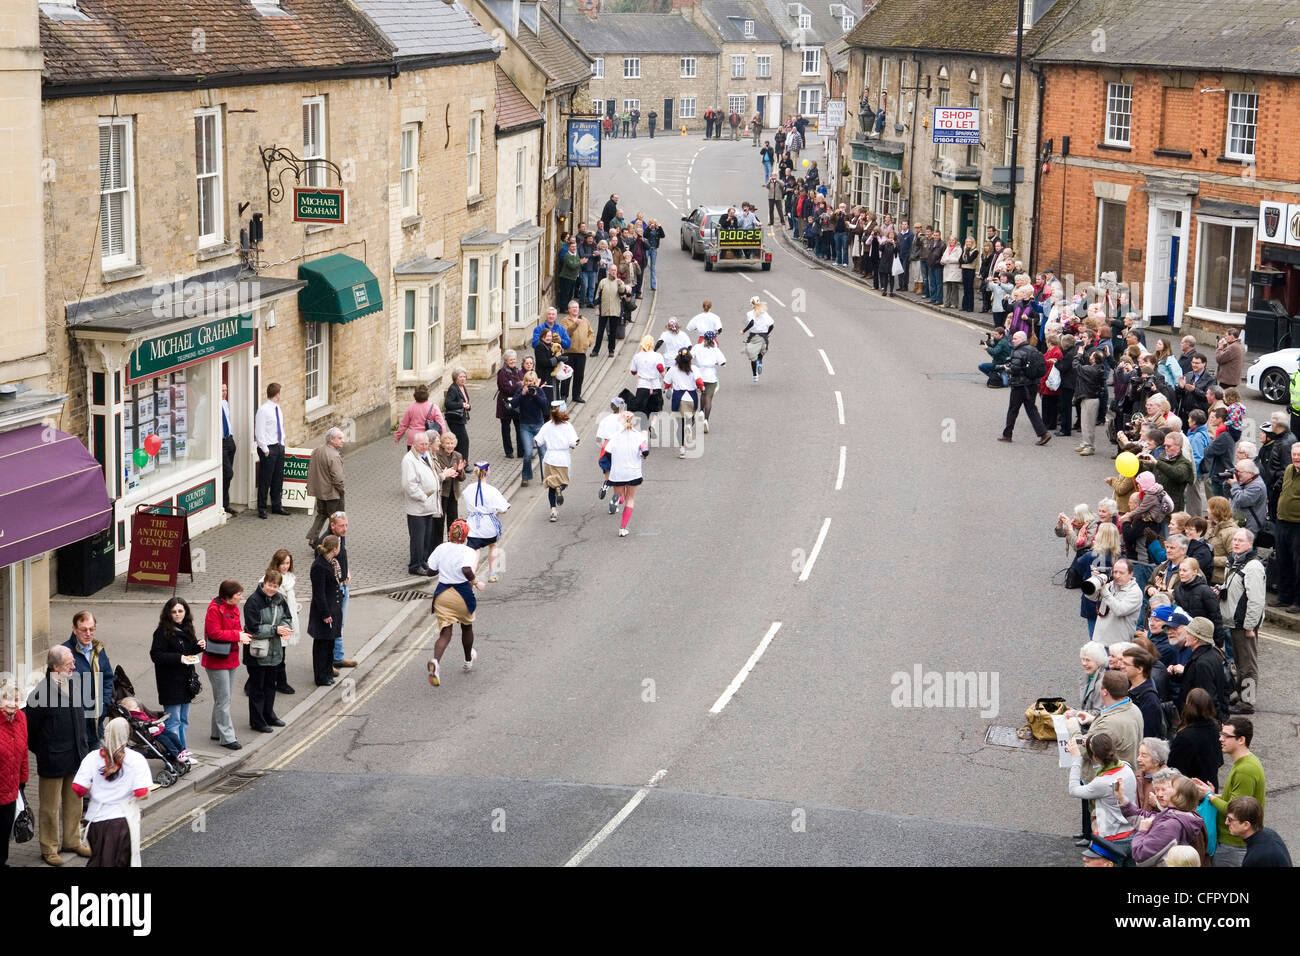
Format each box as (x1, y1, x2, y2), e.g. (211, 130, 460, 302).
(756, 358, 763, 375)
(488, 573, 499, 584)
(463, 648, 478, 672)
(599, 481, 609, 499)
(609, 500, 618, 515)
(1079, 446, 1095, 456)
(753, 374, 759, 383)
(549, 509, 558, 522)
(619, 528, 629, 537)
(427, 658, 440, 686)
(702, 417, 709, 433)
(679, 447, 686, 458)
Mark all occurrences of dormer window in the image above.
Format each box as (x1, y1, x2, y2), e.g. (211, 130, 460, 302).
(744, 19, 754, 37)
(842, 13, 855, 30)
(798, 12, 812, 30)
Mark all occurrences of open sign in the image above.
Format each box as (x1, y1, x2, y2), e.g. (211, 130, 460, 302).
(933, 107, 981, 145)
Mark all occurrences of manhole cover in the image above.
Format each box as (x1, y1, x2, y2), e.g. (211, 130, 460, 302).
(387, 590, 432, 602)
(986, 725, 1053, 751)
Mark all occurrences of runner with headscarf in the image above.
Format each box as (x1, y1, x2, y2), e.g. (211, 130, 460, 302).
(605, 411, 650, 537)
(596, 395, 627, 502)
(741, 300, 774, 382)
(655, 316, 691, 361)
(72, 716, 150, 867)
(461, 461, 509, 583)
(426, 519, 484, 686)
(690, 331, 726, 431)
(628, 335, 666, 421)
(536, 401, 580, 522)
(663, 348, 704, 458)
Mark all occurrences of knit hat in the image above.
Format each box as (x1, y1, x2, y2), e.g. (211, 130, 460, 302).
(1185, 617, 1217, 644)
(1135, 472, 1156, 491)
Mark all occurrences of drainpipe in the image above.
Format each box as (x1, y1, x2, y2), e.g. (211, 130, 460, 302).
(905, 57, 920, 223)
(1028, 67, 1045, 277)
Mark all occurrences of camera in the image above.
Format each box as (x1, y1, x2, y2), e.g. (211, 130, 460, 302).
(980, 332, 998, 347)
(1081, 570, 1110, 598)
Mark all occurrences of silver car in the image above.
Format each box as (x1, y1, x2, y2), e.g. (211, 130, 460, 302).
(679, 205, 730, 261)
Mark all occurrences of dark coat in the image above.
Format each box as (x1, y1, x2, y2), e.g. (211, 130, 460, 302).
(1186, 538, 1214, 579)
(24, 673, 91, 778)
(1129, 678, 1164, 738)
(896, 230, 914, 265)
(1056, 350, 1078, 391)
(444, 383, 470, 424)
(308, 555, 343, 642)
(496, 365, 524, 420)
(1167, 718, 1222, 790)
(1173, 576, 1224, 634)
(242, 584, 290, 668)
(150, 622, 202, 707)
(1177, 644, 1231, 723)
(600, 198, 618, 226)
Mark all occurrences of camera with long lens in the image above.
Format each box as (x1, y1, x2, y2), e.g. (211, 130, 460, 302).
(980, 332, 997, 347)
(1081, 570, 1110, 599)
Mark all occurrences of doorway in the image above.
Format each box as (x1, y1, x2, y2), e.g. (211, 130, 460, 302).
(1151, 208, 1182, 325)
(756, 95, 766, 129)
(957, 194, 976, 243)
(663, 98, 673, 129)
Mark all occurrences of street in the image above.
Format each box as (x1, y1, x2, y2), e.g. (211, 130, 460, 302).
(140, 133, 1299, 867)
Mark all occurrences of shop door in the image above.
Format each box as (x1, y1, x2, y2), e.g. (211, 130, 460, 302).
(959, 195, 976, 244)
(223, 355, 254, 508)
(663, 98, 673, 128)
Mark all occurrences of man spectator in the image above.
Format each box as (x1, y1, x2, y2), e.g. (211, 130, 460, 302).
(751, 112, 763, 145)
(1171, 617, 1230, 721)
(728, 110, 741, 140)
(1184, 409, 1212, 514)
(1094, 558, 1143, 646)
(630, 107, 640, 137)
(1222, 528, 1266, 714)
(24, 646, 91, 865)
(1174, 353, 1214, 421)
(913, 226, 931, 296)
(402, 432, 442, 577)
(1228, 459, 1269, 534)
(1145, 534, 1187, 604)
(1120, 647, 1164, 738)
(978, 326, 1011, 387)
(220, 382, 237, 515)
(1214, 328, 1246, 387)
(62, 611, 111, 750)
(1201, 406, 1236, 499)
(1225, 796, 1292, 867)
(1269, 442, 1300, 618)
(532, 306, 572, 355)
(254, 382, 288, 518)
(985, 224, 1000, 245)
(592, 266, 627, 358)
(600, 194, 619, 228)
(1260, 410, 1296, 520)
(620, 109, 630, 137)
(925, 232, 944, 304)
(326, 510, 356, 670)
(998, 331, 1051, 445)
(765, 174, 783, 226)
(560, 300, 592, 404)
(895, 220, 914, 289)
(1177, 335, 1198, 375)
(1081, 670, 1145, 776)
(1195, 718, 1265, 866)
(648, 109, 657, 137)
(305, 427, 345, 549)
(1141, 431, 1194, 512)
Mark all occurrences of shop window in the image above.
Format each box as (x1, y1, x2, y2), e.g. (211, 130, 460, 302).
(122, 362, 213, 497)
(1194, 219, 1254, 317)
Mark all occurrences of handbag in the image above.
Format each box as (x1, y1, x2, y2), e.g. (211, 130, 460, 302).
(12, 791, 34, 843)
(186, 668, 202, 700)
(248, 638, 271, 659)
(1023, 697, 1068, 741)
(205, 639, 233, 657)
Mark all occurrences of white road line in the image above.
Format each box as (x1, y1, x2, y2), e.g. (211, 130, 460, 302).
(835, 390, 845, 425)
(709, 622, 783, 715)
(835, 446, 846, 490)
(666, 199, 680, 211)
(763, 291, 786, 308)
(563, 769, 667, 867)
(739, 273, 754, 283)
(798, 518, 831, 583)
(817, 348, 835, 375)
(792, 315, 814, 337)
(652, 186, 664, 196)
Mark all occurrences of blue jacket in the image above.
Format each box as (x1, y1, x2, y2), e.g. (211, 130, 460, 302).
(62, 635, 113, 720)
(1186, 425, 1212, 470)
(531, 322, 571, 349)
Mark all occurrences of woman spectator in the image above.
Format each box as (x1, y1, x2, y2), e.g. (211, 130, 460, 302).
(1067, 732, 1137, 864)
(1040, 333, 1064, 432)
(149, 597, 204, 763)
(878, 230, 897, 296)
(1172, 558, 1223, 638)
(959, 237, 979, 312)
(394, 384, 445, 449)
(431, 429, 467, 543)
(242, 569, 292, 734)
(71, 717, 149, 867)
(425, 520, 485, 687)
(978, 241, 996, 313)
(1054, 333, 1077, 437)
(510, 370, 550, 488)
(262, 551, 297, 696)
(0, 678, 28, 868)
(1167, 687, 1222, 790)
(1078, 640, 1108, 715)
(203, 581, 251, 750)
(1207, 496, 1240, 584)
(309, 536, 345, 687)
(443, 367, 472, 462)
(1115, 774, 1206, 866)
(1152, 338, 1182, 389)
(495, 351, 524, 459)
(536, 402, 580, 523)
(940, 235, 962, 308)
(862, 225, 880, 283)
(1075, 523, 1122, 636)
(1056, 502, 1096, 558)
(988, 270, 1014, 330)
(1006, 275, 1037, 339)
(1135, 737, 1171, 811)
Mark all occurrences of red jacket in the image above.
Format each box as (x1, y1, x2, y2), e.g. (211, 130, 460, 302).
(0, 708, 29, 803)
(203, 598, 243, 671)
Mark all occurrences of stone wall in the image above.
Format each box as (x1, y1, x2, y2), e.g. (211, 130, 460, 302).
(587, 52, 722, 132)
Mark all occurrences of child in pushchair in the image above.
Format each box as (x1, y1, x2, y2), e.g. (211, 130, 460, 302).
(109, 666, 193, 787)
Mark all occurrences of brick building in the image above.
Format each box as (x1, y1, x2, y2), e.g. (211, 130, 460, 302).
(1033, 0, 1300, 335)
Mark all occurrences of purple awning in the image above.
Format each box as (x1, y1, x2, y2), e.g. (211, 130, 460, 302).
(0, 426, 112, 567)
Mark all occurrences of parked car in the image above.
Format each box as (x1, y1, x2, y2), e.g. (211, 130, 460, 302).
(679, 205, 729, 261)
(1245, 347, 1300, 404)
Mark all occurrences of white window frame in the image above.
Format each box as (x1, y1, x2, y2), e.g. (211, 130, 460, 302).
(465, 256, 481, 334)
(880, 57, 891, 95)
(623, 99, 640, 113)
(400, 124, 419, 217)
(896, 59, 907, 124)
(729, 94, 747, 116)
(1104, 82, 1132, 147)
(1191, 215, 1256, 322)
(851, 160, 869, 208)
(302, 95, 327, 188)
(744, 19, 754, 37)
(732, 55, 746, 79)
(803, 48, 821, 76)
(426, 282, 444, 372)
(842, 12, 855, 30)
(511, 243, 539, 327)
(592, 57, 604, 79)
(1003, 97, 1015, 165)
(756, 54, 772, 78)
(514, 147, 527, 221)
(681, 56, 696, 79)
(304, 321, 329, 412)
(966, 93, 981, 167)
(935, 87, 949, 160)
(401, 288, 418, 374)
(592, 98, 604, 118)
(98, 116, 135, 270)
(798, 12, 812, 30)
(679, 97, 697, 119)
(797, 87, 821, 116)
(624, 57, 641, 79)
(874, 174, 898, 220)
(194, 107, 224, 247)
(1225, 91, 1258, 161)
(467, 111, 482, 198)
(933, 186, 945, 236)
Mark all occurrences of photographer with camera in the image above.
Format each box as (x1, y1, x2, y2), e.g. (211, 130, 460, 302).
(978, 326, 1011, 387)
(1073, 345, 1107, 456)
(1089, 558, 1143, 646)
(997, 331, 1051, 445)
(1138, 431, 1195, 513)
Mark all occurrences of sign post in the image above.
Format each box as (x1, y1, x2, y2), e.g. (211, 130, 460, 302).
(825, 100, 845, 129)
(126, 504, 193, 591)
(281, 447, 317, 512)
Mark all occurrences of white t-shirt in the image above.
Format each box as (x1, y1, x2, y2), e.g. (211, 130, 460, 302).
(745, 310, 774, 334)
(75, 748, 152, 822)
(606, 428, 649, 483)
(691, 344, 726, 383)
(629, 351, 666, 390)
(536, 420, 580, 467)
(687, 312, 721, 338)
(664, 365, 700, 391)
(596, 412, 622, 443)
(658, 329, 691, 357)
(427, 542, 479, 583)
(461, 480, 510, 539)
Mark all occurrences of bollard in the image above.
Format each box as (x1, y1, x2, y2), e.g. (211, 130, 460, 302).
(681, 125, 686, 135)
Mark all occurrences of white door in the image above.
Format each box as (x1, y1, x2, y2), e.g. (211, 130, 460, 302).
(769, 94, 781, 127)
(1152, 208, 1182, 322)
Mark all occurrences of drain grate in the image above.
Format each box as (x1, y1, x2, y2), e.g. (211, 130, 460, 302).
(387, 590, 432, 602)
(208, 770, 265, 794)
(986, 725, 1054, 751)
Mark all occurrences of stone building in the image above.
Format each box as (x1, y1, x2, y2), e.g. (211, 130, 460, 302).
(759, 0, 859, 126)
(686, 0, 786, 131)
(493, 67, 547, 350)
(1033, 0, 1300, 338)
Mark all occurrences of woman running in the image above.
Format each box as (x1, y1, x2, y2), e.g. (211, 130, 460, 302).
(605, 411, 650, 537)
(535, 401, 580, 522)
(461, 462, 510, 583)
(663, 348, 704, 458)
(741, 300, 774, 382)
(426, 519, 484, 686)
(628, 335, 666, 421)
(690, 331, 726, 431)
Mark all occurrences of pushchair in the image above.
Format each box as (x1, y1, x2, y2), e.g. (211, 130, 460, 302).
(109, 666, 191, 788)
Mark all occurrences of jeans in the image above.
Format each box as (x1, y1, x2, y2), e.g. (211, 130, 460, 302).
(520, 421, 543, 480)
(928, 267, 943, 303)
(334, 585, 348, 663)
(207, 667, 236, 744)
(163, 702, 190, 750)
(1213, 843, 1247, 867)
(834, 232, 849, 265)
(580, 271, 597, 305)
(919, 261, 930, 293)
(762, 160, 772, 182)
(645, 247, 658, 290)
(978, 362, 1009, 386)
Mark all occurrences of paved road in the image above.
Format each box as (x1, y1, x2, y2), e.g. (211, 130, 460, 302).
(144, 134, 1299, 866)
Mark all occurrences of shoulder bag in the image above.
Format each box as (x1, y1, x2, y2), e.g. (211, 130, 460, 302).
(205, 639, 233, 657)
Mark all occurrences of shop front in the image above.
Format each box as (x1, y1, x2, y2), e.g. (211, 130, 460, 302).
(850, 140, 904, 219)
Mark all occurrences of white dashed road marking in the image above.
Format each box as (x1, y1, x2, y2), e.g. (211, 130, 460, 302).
(798, 518, 831, 583)
(835, 446, 846, 491)
(835, 390, 845, 425)
(564, 768, 669, 867)
(817, 348, 835, 375)
(709, 622, 784, 714)
(792, 315, 814, 337)
(763, 291, 785, 308)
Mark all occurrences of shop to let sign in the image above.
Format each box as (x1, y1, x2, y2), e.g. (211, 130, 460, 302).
(293, 188, 347, 224)
(932, 107, 980, 145)
(128, 315, 253, 383)
(126, 505, 193, 590)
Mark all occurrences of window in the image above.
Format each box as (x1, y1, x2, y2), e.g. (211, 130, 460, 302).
(681, 56, 696, 78)
(729, 94, 747, 116)
(465, 257, 480, 332)
(842, 12, 855, 30)
(966, 94, 980, 167)
(757, 54, 772, 78)
(624, 57, 641, 79)
(980, 200, 1011, 241)
(1002, 97, 1014, 165)
(1226, 92, 1258, 160)
(679, 97, 697, 119)
(744, 19, 754, 37)
(851, 160, 869, 208)
(1104, 82, 1132, 146)
(797, 87, 821, 115)
(592, 99, 604, 117)
(623, 99, 640, 112)
(933, 187, 945, 235)
(874, 173, 898, 220)
(515, 147, 526, 220)
(798, 13, 812, 30)
(934, 88, 949, 160)
(880, 58, 891, 96)
(400, 124, 418, 216)
(1096, 200, 1127, 283)
(122, 364, 213, 497)
(99, 117, 134, 268)
(732, 55, 746, 79)
(1194, 219, 1254, 317)
(302, 95, 327, 187)
(194, 108, 223, 246)
(896, 59, 907, 124)
(401, 289, 417, 372)
(512, 244, 538, 327)
(592, 57, 604, 79)
(304, 321, 328, 411)
(803, 48, 821, 75)
(426, 283, 443, 369)
(467, 111, 482, 197)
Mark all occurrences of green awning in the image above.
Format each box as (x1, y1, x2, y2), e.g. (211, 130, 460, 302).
(850, 142, 904, 171)
(297, 254, 383, 324)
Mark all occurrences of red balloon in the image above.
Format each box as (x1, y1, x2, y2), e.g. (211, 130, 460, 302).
(143, 433, 162, 456)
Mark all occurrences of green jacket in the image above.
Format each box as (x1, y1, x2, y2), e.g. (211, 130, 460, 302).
(242, 584, 289, 668)
(558, 251, 582, 281)
(1210, 752, 1266, 847)
(984, 337, 1012, 365)
(1146, 453, 1195, 512)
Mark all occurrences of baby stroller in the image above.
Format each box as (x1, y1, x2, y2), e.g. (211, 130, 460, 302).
(109, 666, 191, 788)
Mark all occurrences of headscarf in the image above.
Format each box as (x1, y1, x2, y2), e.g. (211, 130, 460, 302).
(101, 716, 131, 778)
(448, 519, 470, 543)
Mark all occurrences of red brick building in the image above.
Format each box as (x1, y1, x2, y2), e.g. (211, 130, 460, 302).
(1032, 0, 1300, 340)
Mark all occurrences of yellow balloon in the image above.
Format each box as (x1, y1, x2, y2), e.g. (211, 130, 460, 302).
(802, 159, 810, 167)
(1115, 451, 1140, 478)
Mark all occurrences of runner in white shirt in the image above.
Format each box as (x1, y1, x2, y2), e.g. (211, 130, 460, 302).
(72, 717, 151, 866)
(595, 395, 627, 500)
(741, 299, 774, 382)
(663, 348, 704, 458)
(460, 462, 510, 582)
(605, 411, 650, 537)
(655, 316, 692, 362)
(687, 300, 722, 342)
(690, 331, 727, 430)
(425, 519, 485, 685)
(628, 336, 666, 439)
(535, 401, 580, 522)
